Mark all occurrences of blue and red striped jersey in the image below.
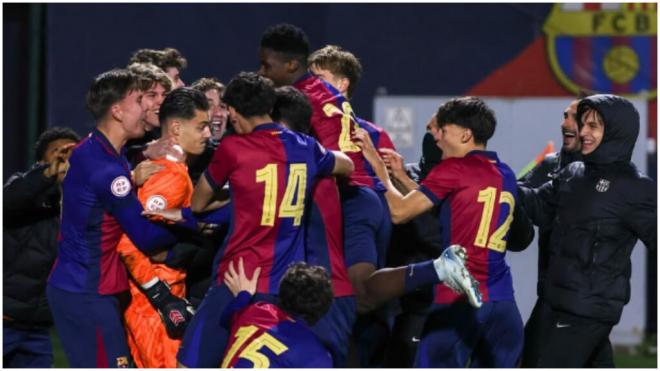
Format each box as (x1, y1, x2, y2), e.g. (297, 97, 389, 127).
(205, 123, 335, 295)
(418, 150, 517, 303)
(221, 292, 332, 368)
(294, 73, 395, 190)
(48, 129, 179, 295)
(305, 177, 354, 297)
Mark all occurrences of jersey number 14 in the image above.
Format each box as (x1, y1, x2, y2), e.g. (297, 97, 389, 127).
(256, 163, 307, 227)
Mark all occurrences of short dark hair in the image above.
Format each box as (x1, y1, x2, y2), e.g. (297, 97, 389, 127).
(127, 62, 172, 92)
(260, 23, 310, 66)
(85, 69, 152, 120)
(278, 263, 333, 325)
(222, 72, 275, 118)
(436, 97, 496, 145)
(34, 127, 81, 161)
(308, 45, 362, 98)
(129, 47, 188, 71)
(158, 87, 209, 124)
(272, 86, 312, 134)
(190, 77, 225, 94)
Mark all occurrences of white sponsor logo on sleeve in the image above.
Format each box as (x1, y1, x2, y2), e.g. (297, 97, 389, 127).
(110, 176, 131, 197)
(146, 195, 167, 211)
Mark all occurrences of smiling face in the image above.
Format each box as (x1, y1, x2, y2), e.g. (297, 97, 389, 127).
(204, 88, 229, 140)
(142, 82, 168, 129)
(579, 108, 605, 155)
(116, 89, 147, 139)
(435, 123, 468, 160)
(560, 100, 581, 152)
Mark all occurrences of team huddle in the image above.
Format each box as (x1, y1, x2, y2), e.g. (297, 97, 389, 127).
(42, 23, 656, 368)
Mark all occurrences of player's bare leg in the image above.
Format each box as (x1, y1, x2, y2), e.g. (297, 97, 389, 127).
(362, 245, 482, 312)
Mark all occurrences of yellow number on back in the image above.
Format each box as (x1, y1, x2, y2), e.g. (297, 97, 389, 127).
(487, 192, 515, 252)
(279, 164, 307, 226)
(220, 325, 289, 368)
(256, 163, 308, 226)
(323, 101, 361, 153)
(221, 325, 259, 368)
(474, 187, 515, 252)
(256, 164, 278, 226)
(475, 187, 496, 247)
(240, 332, 288, 368)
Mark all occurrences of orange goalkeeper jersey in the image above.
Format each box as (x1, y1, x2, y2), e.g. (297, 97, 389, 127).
(117, 159, 193, 368)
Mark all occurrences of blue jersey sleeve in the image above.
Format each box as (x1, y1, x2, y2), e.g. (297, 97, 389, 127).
(89, 166, 178, 253)
(198, 202, 232, 226)
(220, 291, 253, 328)
(312, 140, 335, 177)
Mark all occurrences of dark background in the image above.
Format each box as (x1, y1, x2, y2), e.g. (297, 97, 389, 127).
(4, 3, 553, 180)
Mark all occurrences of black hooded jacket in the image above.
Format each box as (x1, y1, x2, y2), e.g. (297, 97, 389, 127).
(3, 163, 62, 328)
(519, 94, 656, 325)
(519, 148, 582, 297)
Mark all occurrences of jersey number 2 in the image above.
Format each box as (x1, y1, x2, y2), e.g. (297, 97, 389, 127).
(474, 187, 514, 252)
(221, 325, 288, 368)
(256, 163, 307, 227)
(323, 101, 361, 153)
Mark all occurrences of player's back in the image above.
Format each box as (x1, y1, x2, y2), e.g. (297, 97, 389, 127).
(295, 73, 393, 190)
(419, 150, 517, 303)
(206, 123, 336, 295)
(306, 177, 353, 297)
(222, 301, 332, 368)
(50, 129, 130, 295)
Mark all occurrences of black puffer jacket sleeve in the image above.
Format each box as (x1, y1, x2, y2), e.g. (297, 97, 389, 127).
(3, 164, 55, 217)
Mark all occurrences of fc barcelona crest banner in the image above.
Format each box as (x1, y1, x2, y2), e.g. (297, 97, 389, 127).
(544, 3, 656, 98)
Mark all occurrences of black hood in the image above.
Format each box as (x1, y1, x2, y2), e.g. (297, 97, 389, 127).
(418, 132, 443, 180)
(577, 94, 639, 165)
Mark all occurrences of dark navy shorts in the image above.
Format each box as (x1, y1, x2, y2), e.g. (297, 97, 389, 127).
(46, 284, 131, 368)
(3, 326, 53, 368)
(415, 300, 523, 367)
(341, 185, 392, 269)
(310, 295, 357, 367)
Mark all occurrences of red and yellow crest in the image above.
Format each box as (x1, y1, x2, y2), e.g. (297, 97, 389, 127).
(544, 3, 656, 98)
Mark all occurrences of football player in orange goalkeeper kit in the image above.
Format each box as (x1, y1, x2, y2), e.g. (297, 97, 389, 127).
(116, 87, 211, 368)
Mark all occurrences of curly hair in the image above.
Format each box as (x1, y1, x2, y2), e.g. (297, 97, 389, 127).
(34, 127, 80, 161)
(222, 72, 275, 117)
(278, 262, 333, 325)
(190, 77, 225, 94)
(129, 47, 187, 71)
(260, 23, 310, 66)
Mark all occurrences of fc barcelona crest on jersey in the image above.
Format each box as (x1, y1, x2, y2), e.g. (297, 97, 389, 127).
(544, 3, 657, 98)
(596, 178, 611, 192)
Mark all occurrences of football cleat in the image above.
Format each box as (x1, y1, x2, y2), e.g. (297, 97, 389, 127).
(433, 244, 483, 308)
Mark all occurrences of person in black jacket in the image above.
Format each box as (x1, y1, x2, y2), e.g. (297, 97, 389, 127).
(3, 127, 80, 367)
(518, 94, 656, 367)
(518, 98, 586, 367)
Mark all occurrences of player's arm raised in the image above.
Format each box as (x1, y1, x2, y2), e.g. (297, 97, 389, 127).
(330, 150, 354, 177)
(354, 128, 432, 223)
